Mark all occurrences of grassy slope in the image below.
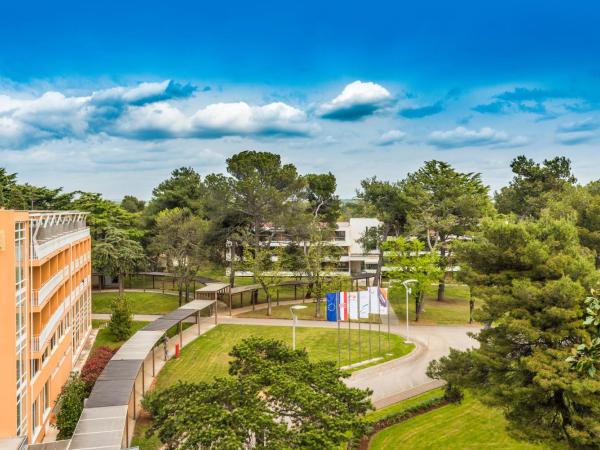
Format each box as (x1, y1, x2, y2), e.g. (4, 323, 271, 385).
(92, 291, 179, 314)
(367, 387, 444, 422)
(370, 392, 549, 450)
(389, 283, 479, 325)
(156, 324, 413, 389)
(237, 302, 382, 323)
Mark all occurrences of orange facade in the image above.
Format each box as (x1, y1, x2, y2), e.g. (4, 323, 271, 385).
(0, 210, 92, 444)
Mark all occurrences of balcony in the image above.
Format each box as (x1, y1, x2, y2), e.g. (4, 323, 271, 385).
(31, 228, 90, 261)
(32, 302, 66, 353)
(32, 267, 69, 307)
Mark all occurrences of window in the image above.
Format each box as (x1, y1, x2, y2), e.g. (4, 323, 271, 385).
(32, 399, 39, 432)
(31, 359, 40, 378)
(366, 263, 378, 270)
(335, 230, 346, 241)
(43, 380, 50, 413)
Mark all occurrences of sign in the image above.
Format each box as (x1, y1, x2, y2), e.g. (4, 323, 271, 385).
(368, 286, 388, 315)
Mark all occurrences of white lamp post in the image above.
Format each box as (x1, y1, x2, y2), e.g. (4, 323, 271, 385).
(290, 305, 308, 350)
(402, 279, 417, 343)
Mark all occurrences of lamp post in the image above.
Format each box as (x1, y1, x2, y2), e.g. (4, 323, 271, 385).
(402, 279, 417, 343)
(290, 305, 308, 350)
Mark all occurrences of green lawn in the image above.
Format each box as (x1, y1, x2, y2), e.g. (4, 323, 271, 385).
(389, 283, 479, 325)
(156, 324, 413, 389)
(370, 392, 550, 450)
(367, 387, 444, 422)
(92, 291, 179, 314)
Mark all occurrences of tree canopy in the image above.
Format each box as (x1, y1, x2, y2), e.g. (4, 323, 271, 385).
(143, 337, 372, 449)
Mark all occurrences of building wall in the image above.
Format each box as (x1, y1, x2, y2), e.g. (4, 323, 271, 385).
(0, 211, 92, 444)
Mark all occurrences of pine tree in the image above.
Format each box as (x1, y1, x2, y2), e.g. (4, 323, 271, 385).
(108, 295, 133, 341)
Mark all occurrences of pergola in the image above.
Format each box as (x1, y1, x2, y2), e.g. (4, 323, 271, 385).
(67, 300, 216, 450)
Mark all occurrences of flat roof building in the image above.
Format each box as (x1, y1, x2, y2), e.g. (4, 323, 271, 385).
(0, 210, 92, 445)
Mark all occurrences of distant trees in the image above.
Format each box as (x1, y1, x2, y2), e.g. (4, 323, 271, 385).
(382, 237, 442, 321)
(93, 227, 145, 295)
(151, 208, 209, 304)
(143, 337, 372, 449)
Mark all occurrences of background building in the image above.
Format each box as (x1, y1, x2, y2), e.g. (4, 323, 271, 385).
(0, 210, 92, 444)
(227, 217, 382, 276)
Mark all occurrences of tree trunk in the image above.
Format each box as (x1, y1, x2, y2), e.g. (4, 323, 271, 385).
(267, 293, 272, 316)
(178, 283, 183, 307)
(229, 242, 236, 288)
(315, 295, 321, 319)
(118, 273, 124, 297)
(437, 246, 447, 301)
(415, 291, 424, 322)
(469, 296, 475, 324)
(185, 282, 190, 303)
(374, 224, 390, 287)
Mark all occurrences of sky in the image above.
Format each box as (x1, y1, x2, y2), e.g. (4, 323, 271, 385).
(1, 0, 600, 199)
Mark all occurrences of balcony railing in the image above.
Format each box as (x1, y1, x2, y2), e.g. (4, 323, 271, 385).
(32, 267, 69, 307)
(32, 302, 66, 353)
(31, 228, 90, 261)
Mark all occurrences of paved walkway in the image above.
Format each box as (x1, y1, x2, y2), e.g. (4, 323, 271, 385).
(91, 310, 478, 408)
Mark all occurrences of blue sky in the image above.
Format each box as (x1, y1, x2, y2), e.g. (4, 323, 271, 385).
(1, 0, 600, 199)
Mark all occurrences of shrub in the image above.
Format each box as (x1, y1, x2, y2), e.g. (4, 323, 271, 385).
(108, 295, 132, 341)
(55, 375, 87, 440)
(81, 346, 116, 393)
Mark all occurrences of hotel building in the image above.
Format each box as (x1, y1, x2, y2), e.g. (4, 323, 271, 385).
(0, 210, 92, 445)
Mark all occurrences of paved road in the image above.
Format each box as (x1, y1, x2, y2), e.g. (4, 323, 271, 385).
(91, 312, 478, 408)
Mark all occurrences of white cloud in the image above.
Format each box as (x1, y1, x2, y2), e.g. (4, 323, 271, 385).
(428, 126, 529, 149)
(319, 81, 392, 120)
(0, 81, 313, 148)
(377, 129, 406, 146)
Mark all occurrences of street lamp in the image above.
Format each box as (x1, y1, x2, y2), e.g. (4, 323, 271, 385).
(290, 305, 308, 350)
(402, 279, 417, 343)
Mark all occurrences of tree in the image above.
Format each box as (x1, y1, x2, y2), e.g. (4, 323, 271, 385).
(143, 337, 372, 449)
(1, 167, 74, 210)
(144, 167, 205, 224)
(93, 227, 145, 295)
(120, 195, 146, 213)
(0, 168, 22, 208)
(404, 160, 491, 301)
(304, 172, 341, 226)
(55, 375, 87, 440)
(151, 208, 209, 305)
(240, 242, 285, 316)
(427, 212, 600, 448)
(226, 151, 305, 271)
(567, 295, 600, 377)
(357, 178, 411, 286)
(495, 155, 577, 218)
(108, 295, 133, 341)
(81, 346, 117, 392)
(381, 237, 443, 321)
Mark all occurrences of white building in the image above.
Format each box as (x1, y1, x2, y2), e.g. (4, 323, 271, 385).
(227, 217, 382, 276)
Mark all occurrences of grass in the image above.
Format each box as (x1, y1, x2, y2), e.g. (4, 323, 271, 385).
(156, 324, 413, 389)
(92, 291, 179, 314)
(367, 387, 445, 422)
(131, 416, 162, 450)
(389, 282, 479, 325)
(370, 392, 550, 450)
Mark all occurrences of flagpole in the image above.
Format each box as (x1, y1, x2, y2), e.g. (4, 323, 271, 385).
(337, 290, 340, 368)
(348, 291, 351, 366)
(368, 287, 372, 360)
(378, 287, 381, 353)
(357, 290, 361, 362)
(387, 288, 390, 353)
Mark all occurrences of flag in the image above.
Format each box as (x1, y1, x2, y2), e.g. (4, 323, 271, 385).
(338, 292, 349, 321)
(358, 291, 370, 318)
(326, 293, 338, 322)
(369, 286, 388, 315)
(348, 292, 359, 320)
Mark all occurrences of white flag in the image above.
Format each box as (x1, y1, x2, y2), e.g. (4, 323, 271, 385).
(348, 292, 359, 320)
(369, 286, 389, 315)
(358, 291, 370, 318)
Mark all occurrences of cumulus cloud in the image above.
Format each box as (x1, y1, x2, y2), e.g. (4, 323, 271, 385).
(376, 129, 406, 146)
(0, 81, 313, 148)
(428, 126, 529, 149)
(319, 81, 392, 121)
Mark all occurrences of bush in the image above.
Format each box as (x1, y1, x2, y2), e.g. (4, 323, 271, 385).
(55, 375, 87, 440)
(443, 383, 464, 403)
(108, 295, 133, 341)
(81, 346, 116, 393)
